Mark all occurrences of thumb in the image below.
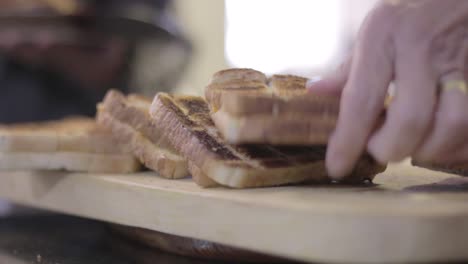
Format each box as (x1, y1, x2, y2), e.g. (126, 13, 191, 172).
(306, 56, 352, 96)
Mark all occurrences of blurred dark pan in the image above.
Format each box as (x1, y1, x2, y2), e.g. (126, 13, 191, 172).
(0, 15, 174, 43)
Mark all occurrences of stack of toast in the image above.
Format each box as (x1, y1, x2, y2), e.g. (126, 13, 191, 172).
(206, 69, 339, 145)
(0, 68, 388, 188)
(149, 92, 384, 188)
(143, 68, 385, 188)
(96, 90, 189, 179)
(96, 90, 219, 187)
(0, 117, 140, 173)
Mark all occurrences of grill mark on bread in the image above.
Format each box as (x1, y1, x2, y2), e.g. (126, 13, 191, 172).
(153, 94, 300, 169)
(173, 95, 301, 168)
(152, 94, 346, 170)
(264, 145, 322, 165)
(190, 130, 239, 161)
(165, 95, 290, 168)
(155, 94, 241, 164)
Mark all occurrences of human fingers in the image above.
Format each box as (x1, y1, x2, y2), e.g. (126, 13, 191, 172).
(367, 49, 437, 163)
(412, 71, 468, 163)
(306, 55, 352, 96)
(326, 5, 395, 179)
(411, 15, 468, 163)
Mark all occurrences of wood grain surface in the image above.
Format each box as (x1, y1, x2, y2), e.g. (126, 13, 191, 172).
(0, 162, 468, 263)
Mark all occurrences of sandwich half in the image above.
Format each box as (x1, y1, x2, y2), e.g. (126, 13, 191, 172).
(0, 117, 140, 173)
(205, 68, 339, 145)
(150, 93, 385, 188)
(97, 90, 219, 186)
(97, 90, 191, 179)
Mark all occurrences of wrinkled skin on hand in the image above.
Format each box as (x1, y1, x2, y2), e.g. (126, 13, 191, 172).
(308, 0, 468, 179)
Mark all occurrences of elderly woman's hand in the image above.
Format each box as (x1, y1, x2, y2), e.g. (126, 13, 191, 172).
(308, 0, 468, 179)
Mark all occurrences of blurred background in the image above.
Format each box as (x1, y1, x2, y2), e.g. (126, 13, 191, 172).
(176, 0, 379, 93)
(0, 0, 379, 124)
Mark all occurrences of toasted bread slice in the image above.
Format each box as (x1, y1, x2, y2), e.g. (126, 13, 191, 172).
(205, 69, 339, 145)
(98, 90, 218, 185)
(411, 160, 468, 176)
(150, 93, 385, 188)
(97, 90, 190, 179)
(0, 117, 140, 173)
(0, 117, 129, 153)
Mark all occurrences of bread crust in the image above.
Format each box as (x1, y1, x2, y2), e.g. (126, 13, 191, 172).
(211, 111, 335, 145)
(97, 111, 188, 179)
(98, 90, 190, 179)
(188, 161, 219, 188)
(0, 117, 140, 173)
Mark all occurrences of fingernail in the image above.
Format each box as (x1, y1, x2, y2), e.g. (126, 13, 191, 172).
(306, 76, 322, 89)
(325, 131, 351, 180)
(326, 149, 347, 180)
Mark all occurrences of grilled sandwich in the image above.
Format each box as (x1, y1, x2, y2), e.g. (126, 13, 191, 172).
(0, 117, 140, 173)
(97, 90, 191, 179)
(97, 90, 218, 186)
(206, 68, 339, 145)
(150, 93, 385, 188)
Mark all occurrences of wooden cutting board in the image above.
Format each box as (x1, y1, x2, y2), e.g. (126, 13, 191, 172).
(1, 162, 468, 264)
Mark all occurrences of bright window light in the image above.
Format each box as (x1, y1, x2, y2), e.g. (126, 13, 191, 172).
(225, 0, 342, 75)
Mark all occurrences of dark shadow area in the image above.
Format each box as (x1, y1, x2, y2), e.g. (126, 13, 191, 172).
(0, 212, 304, 264)
(404, 177, 468, 193)
(31, 171, 67, 198)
